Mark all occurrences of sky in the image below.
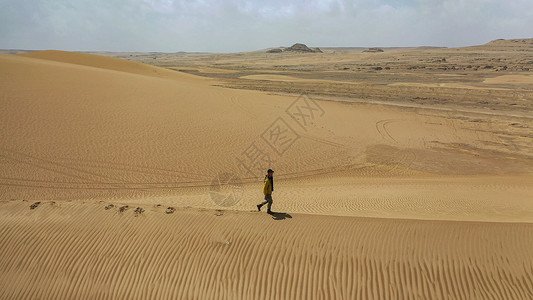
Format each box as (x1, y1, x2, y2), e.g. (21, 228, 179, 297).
(1, 0, 532, 52)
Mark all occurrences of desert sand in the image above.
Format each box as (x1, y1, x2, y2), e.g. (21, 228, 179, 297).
(1, 40, 533, 299)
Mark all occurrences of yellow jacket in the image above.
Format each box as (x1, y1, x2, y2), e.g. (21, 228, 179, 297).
(263, 176, 273, 195)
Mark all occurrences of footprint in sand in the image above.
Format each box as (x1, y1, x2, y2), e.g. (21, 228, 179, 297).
(134, 207, 145, 216)
(104, 204, 115, 210)
(165, 207, 175, 214)
(119, 206, 129, 213)
(29, 202, 41, 210)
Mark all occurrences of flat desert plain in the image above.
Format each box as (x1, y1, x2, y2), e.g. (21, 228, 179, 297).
(1, 39, 533, 299)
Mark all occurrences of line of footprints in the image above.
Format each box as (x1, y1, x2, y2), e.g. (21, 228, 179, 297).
(26, 201, 225, 217)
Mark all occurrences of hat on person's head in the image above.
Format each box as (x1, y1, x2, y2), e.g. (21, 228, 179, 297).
(267, 169, 274, 173)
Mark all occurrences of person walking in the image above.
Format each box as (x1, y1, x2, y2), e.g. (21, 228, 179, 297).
(257, 169, 274, 214)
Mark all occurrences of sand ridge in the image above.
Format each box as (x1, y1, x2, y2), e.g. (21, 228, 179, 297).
(15, 51, 206, 82)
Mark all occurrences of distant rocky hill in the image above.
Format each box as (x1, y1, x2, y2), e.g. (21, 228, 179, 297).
(468, 38, 533, 51)
(267, 43, 322, 53)
(486, 38, 533, 46)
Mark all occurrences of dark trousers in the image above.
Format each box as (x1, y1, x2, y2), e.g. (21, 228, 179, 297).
(260, 194, 273, 210)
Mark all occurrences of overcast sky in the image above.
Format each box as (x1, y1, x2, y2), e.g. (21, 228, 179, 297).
(1, 0, 532, 52)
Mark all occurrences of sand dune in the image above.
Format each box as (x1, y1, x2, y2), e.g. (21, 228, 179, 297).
(1, 201, 533, 299)
(240, 74, 361, 85)
(1, 51, 533, 299)
(484, 75, 533, 85)
(16, 50, 199, 81)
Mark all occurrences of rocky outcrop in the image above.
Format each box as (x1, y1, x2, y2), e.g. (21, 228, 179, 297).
(284, 43, 322, 53)
(363, 48, 384, 53)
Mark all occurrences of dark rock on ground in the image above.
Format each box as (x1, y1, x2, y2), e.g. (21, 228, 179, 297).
(363, 48, 384, 53)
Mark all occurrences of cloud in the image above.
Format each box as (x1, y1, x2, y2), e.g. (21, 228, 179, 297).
(0, 0, 532, 52)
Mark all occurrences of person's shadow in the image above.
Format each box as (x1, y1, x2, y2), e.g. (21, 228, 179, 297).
(269, 211, 292, 220)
